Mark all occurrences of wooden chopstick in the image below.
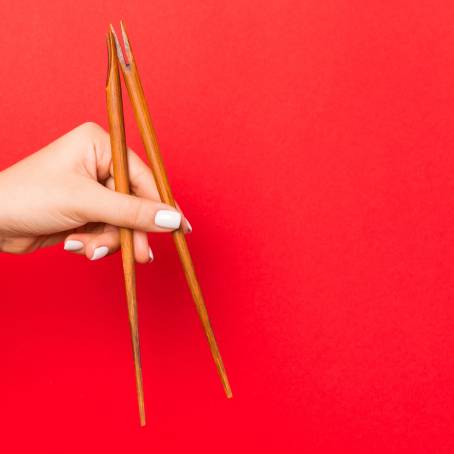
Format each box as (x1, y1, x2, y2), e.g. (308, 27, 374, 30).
(111, 22, 232, 399)
(106, 30, 146, 426)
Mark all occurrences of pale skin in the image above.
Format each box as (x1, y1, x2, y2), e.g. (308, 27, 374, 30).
(0, 122, 191, 262)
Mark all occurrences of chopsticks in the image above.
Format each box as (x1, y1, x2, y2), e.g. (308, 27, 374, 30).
(110, 22, 233, 399)
(106, 31, 146, 426)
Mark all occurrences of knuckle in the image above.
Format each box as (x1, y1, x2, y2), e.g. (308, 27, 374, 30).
(78, 122, 106, 139)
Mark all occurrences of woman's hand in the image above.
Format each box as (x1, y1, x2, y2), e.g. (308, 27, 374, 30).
(0, 122, 191, 262)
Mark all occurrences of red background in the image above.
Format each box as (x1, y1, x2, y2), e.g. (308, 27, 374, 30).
(0, 1, 453, 452)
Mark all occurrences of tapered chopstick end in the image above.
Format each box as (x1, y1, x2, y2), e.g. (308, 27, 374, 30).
(110, 23, 127, 69)
(119, 20, 133, 64)
(224, 381, 233, 399)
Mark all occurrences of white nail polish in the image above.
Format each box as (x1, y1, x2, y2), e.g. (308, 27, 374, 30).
(148, 247, 154, 262)
(186, 219, 192, 233)
(91, 246, 109, 261)
(64, 240, 84, 251)
(155, 210, 182, 229)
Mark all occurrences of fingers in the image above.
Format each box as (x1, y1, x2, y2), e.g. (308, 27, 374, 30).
(120, 156, 193, 233)
(77, 181, 183, 232)
(63, 226, 119, 260)
(112, 151, 161, 202)
(68, 122, 194, 263)
(78, 123, 193, 233)
(104, 176, 192, 234)
(64, 226, 153, 263)
(80, 122, 160, 200)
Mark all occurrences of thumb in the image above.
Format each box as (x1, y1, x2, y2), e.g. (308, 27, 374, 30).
(78, 182, 182, 232)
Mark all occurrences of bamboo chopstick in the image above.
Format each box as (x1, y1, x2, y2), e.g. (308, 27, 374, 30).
(111, 22, 232, 398)
(106, 30, 146, 426)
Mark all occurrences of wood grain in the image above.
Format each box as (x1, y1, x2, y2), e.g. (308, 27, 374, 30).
(111, 22, 232, 398)
(106, 31, 146, 426)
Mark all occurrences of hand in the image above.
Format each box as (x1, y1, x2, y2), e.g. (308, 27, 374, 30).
(0, 122, 191, 262)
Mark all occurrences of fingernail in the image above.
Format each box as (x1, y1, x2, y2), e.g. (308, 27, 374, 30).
(64, 240, 84, 251)
(91, 246, 109, 261)
(148, 247, 154, 262)
(155, 210, 182, 229)
(186, 219, 192, 233)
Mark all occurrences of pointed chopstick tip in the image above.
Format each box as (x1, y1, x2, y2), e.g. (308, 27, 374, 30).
(110, 23, 127, 68)
(224, 380, 233, 399)
(119, 20, 133, 64)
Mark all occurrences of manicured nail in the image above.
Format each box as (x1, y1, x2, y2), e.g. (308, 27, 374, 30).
(91, 246, 109, 261)
(64, 240, 84, 251)
(186, 219, 192, 233)
(148, 247, 154, 262)
(155, 210, 181, 229)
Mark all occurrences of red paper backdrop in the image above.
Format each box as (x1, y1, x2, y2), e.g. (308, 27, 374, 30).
(0, 1, 453, 452)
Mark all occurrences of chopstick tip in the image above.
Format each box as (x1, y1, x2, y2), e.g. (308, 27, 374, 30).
(120, 19, 126, 34)
(225, 382, 233, 399)
(119, 20, 133, 63)
(109, 24, 127, 68)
